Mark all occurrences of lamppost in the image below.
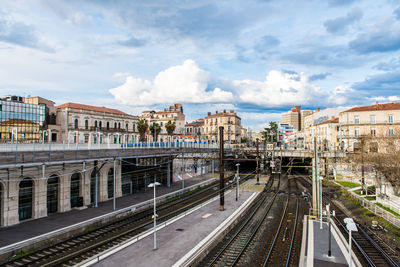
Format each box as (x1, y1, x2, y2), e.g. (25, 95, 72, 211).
(148, 182, 161, 250)
(235, 163, 240, 201)
(344, 218, 358, 267)
(326, 204, 335, 257)
(319, 176, 324, 229)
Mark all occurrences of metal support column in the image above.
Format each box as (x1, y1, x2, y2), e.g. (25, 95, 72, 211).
(113, 159, 116, 211)
(167, 160, 171, 187)
(312, 137, 318, 217)
(219, 126, 224, 211)
(256, 138, 259, 185)
(94, 160, 98, 208)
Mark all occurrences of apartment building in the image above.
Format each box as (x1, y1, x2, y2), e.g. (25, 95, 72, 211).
(204, 110, 242, 143)
(140, 104, 185, 138)
(185, 119, 204, 139)
(313, 117, 339, 151)
(339, 102, 400, 152)
(57, 103, 139, 144)
(281, 106, 312, 131)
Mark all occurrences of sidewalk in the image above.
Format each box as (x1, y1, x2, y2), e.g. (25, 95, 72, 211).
(0, 174, 215, 249)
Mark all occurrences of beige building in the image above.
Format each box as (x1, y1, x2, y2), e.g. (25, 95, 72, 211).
(339, 102, 400, 152)
(313, 117, 339, 151)
(140, 104, 185, 140)
(204, 110, 242, 143)
(57, 103, 139, 145)
(185, 119, 204, 140)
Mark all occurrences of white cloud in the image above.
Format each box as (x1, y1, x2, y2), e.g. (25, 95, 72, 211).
(235, 70, 322, 106)
(367, 95, 400, 102)
(109, 59, 234, 106)
(328, 85, 354, 105)
(239, 111, 282, 129)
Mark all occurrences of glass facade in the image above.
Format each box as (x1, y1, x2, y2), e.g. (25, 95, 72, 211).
(0, 100, 45, 143)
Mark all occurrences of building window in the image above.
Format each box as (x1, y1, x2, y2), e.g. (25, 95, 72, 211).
(118, 122, 121, 129)
(126, 123, 129, 131)
(370, 127, 376, 136)
(354, 116, 360, 124)
(132, 123, 135, 131)
(388, 114, 394, 124)
(99, 121, 102, 129)
(94, 120, 98, 128)
(354, 127, 360, 137)
(74, 119, 78, 129)
(114, 122, 117, 129)
(85, 120, 88, 130)
(370, 115, 376, 124)
(388, 127, 394, 136)
(107, 122, 110, 130)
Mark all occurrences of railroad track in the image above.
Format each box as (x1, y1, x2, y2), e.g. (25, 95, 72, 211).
(203, 173, 280, 267)
(262, 177, 300, 267)
(1, 171, 255, 267)
(297, 176, 399, 267)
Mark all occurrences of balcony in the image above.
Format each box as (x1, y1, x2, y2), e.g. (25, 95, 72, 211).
(340, 120, 399, 126)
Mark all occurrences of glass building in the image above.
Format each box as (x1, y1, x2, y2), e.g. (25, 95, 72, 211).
(0, 99, 45, 143)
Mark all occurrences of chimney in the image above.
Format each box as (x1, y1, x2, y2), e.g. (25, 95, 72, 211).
(223, 109, 226, 113)
(230, 110, 234, 113)
(376, 101, 379, 105)
(207, 112, 211, 116)
(216, 111, 218, 114)
(317, 108, 320, 112)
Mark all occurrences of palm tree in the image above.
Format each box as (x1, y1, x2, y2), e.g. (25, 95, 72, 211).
(262, 121, 279, 142)
(137, 119, 148, 142)
(165, 120, 176, 137)
(150, 122, 162, 141)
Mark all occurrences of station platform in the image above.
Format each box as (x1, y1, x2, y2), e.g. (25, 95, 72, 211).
(0, 174, 216, 254)
(300, 216, 362, 267)
(92, 190, 258, 267)
(239, 174, 269, 192)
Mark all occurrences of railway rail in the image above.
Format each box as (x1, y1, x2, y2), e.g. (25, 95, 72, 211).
(297, 175, 399, 267)
(1, 171, 255, 267)
(262, 177, 300, 267)
(202, 173, 280, 267)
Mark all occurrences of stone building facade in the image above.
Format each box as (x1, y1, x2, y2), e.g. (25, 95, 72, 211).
(204, 110, 242, 143)
(57, 103, 139, 145)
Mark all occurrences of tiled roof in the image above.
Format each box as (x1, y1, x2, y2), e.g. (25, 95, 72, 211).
(342, 102, 400, 113)
(57, 103, 131, 116)
(315, 117, 339, 126)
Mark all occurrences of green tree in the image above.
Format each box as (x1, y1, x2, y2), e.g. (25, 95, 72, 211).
(165, 120, 176, 137)
(262, 121, 279, 142)
(150, 122, 162, 141)
(137, 119, 148, 142)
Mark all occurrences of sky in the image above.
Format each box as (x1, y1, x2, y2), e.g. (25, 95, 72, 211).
(1, 0, 400, 130)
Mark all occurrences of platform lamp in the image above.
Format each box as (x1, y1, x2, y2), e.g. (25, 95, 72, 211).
(148, 182, 161, 250)
(344, 217, 358, 267)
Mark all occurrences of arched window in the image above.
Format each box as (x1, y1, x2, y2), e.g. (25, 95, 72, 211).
(74, 119, 78, 129)
(94, 120, 98, 128)
(85, 120, 88, 130)
(107, 122, 110, 130)
(114, 122, 117, 129)
(126, 123, 129, 131)
(99, 121, 102, 129)
(118, 122, 121, 129)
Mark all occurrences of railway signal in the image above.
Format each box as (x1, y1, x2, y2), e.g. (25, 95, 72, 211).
(275, 159, 281, 172)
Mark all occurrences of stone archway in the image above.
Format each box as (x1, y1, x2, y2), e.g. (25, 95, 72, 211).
(47, 175, 59, 214)
(19, 178, 34, 221)
(70, 173, 81, 208)
(108, 168, 114, 199)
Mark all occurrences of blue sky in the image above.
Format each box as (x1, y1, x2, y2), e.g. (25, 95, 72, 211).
(1, 0, 399, 130)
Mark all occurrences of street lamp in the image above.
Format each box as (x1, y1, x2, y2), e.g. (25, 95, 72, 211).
(344, 218, 358, 267)
(148, 182, 161, 250)
(235, 163, 240, 201)
(326, 204, 335, 257)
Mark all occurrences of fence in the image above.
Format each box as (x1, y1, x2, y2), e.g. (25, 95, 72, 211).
(0, 141, 233, 153)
